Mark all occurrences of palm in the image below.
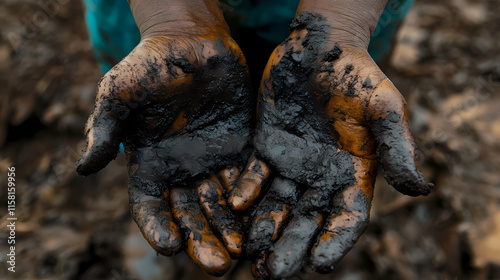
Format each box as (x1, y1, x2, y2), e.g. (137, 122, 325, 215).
(236, 24, 432, 278)
(77, 34, 253, 275)
(79, 35, 253, 182)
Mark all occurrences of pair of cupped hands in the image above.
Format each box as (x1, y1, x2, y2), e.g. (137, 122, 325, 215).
(76, 12, 432, 279)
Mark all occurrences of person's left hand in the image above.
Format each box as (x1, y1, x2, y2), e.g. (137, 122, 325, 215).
(228, 12, 433, 279)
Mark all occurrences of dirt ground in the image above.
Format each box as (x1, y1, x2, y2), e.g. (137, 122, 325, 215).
(0, 0, 499, 279)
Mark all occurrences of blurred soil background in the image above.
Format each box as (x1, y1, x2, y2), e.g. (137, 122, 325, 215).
(0, 0, 499, 279)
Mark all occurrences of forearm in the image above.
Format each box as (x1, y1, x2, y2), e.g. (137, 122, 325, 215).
(297, 0, 388, 49)
(129, 0, 230, 38)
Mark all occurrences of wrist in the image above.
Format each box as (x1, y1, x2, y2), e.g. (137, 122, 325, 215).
(129, 0, 230, 39)
(296, 0, 388, 50)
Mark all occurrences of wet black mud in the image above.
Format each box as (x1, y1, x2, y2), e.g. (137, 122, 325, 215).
(245, 177, 299, 256)
(311, 189, 371, 273)
(371, 112, 434, 196)
(128, 49, 254, 194)
(77, 39, 255, 196)
(254, 12, 356, 191)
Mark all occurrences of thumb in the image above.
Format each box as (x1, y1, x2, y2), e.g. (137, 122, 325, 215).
(76, 63, 136, 176)
(369, 79, 434, 196)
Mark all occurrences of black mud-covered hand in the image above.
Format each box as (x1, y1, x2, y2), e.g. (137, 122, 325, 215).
(229, 11, 434, 279)
(76, 31, 253, 276)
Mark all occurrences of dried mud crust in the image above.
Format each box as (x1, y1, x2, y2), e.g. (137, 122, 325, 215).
(255, 12, 356, 192)
(255, 12, 432, 196)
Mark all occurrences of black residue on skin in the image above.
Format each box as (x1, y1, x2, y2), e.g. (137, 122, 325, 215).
(344, 64, 354, 75)
(200, 181, 243, 258)
(171, 58, 195, 73)
(293, 187, 332, 216)
(203, 187, 220, 205)
(267, 213, 321, 278)
(123, 44, 253, 195)
(266, 182, 339, 278)
(323, 43, 343, 62)
(76, 123, 122, 176)
(245, 217, 275, 254)
(77, 39, 254, 186)
(371, 112, 434, 196)
(128, 180, 181, 256)
(345, 75, 359, 98)
(170, 188, 206, 244)
(310, 190, 371, 273)
(362, 76, 373, 89)
(191, 229, 203, 242)
(128, 175, 166, 198)
(252, 252, 270, 280)
(245, 178, 299, 257)
(255, 11, 355, 191)
(254, 12, 357, 278)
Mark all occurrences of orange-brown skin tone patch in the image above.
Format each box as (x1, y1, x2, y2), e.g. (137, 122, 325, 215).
(228, 155, 271, 211)
(162, 110, 188, 138)
(311, 157, 375, 272)
(218, 167, 240, 194)
(266, 209, 324, 278)
(129, 187, 182, 256)
(197, 175, 243, 258)
(170, 187, 231, 276)
(266, 206, 289, 240)
(245, 177, 299, 258)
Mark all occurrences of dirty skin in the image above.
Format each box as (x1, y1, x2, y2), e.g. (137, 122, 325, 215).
(170, 187, 231, 276)
(243, 11, 433, 278)
(76, 2, 434, 276)
(310, 184, 373, 273)
(197, 176, 243, 257)
(77, 37, 254, 194)
(228, 155, 271, 211)
(245, 177, 299, 256)
(254, 13, 356, 191)
(76, 32, 255, 276)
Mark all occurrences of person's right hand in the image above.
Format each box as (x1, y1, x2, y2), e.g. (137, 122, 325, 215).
(76, 1, 254, 275)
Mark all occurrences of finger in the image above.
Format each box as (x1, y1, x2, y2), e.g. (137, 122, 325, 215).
(128, 177, 182, 256)
(218, 167, 240, 194)
(197, 175, 243, 258)
(246, 177, 299, 257)
(170, 187, 231, 276)
(311, 157, 375, 273)
(368, 79, 434, 196)
(228, 155, 271, 211)
(76, 63, 136, 176)
(251, 251, 270, 280)
(266, 184, 335, 279)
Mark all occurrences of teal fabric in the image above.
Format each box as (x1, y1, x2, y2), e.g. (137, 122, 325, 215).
(82, 0, 413, 72)
(369, 0, 414, 61)
(229, 0, 300, 44)
(228, 0, 414, 59)
(83, 0, 140, 73)
(82, 0, 413, 154)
